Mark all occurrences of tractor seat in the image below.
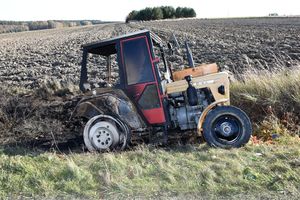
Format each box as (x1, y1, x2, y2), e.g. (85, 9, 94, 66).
(172, 63, 219, 81)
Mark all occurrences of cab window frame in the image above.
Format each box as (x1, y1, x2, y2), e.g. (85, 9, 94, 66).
(121, 36, 155, 86)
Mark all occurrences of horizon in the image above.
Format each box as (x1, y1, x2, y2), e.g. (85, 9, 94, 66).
(1, 15, 300, 23)
(0, 0, 299, 21)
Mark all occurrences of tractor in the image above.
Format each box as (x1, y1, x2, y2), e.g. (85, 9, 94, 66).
(72, 30, 252, 151)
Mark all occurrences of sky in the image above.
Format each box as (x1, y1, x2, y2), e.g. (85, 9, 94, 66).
(0, 0, 299, 21)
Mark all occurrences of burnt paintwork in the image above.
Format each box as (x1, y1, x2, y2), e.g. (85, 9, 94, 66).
(79, 30, 167, 126)
(72, 88, 146, 130)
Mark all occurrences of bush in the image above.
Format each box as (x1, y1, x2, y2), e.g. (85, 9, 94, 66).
(126, 10, 138, 23)
(152, 7, 164, 20)
(0, 25, 29, 34)
(80, 21, 92, 26)
(175, 7, 197, 18)
(126, 6, 196, 22)
(47, 21, 64, 29)
(28, 21, 49, 30)
(161, 6, 175, 19)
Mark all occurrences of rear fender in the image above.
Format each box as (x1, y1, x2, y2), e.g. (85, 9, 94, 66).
(71, 91, 146, 130)
(72, 101, 104, 119)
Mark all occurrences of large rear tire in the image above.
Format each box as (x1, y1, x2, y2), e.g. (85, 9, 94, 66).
(202, 106, 252, 148)
(83, 115, 130, 152)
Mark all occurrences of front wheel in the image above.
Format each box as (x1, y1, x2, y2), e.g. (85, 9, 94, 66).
(202, 106, 252, 148)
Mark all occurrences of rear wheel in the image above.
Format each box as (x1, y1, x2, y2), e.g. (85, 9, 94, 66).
(202, 106, 252, 148)
(83, 115, 130, 152)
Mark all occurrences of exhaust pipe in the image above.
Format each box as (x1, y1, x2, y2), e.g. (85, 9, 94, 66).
(169, 33, 195, 68)
(171, 33, 180, 48)
(185, 41, 195, 68)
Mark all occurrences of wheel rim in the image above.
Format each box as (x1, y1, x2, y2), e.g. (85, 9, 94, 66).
(89, 121, 117, 150)
(83, 115, 129, 151)
(212, 115, 242, 144)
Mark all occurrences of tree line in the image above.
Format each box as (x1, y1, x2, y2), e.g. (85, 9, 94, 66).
(0, 20, 104, 34)
(126, 6, 197, 22)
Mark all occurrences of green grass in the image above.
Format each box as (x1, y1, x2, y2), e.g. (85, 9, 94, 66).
(0, 136, 299, 199)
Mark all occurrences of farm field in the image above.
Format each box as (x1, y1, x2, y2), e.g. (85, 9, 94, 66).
(0, 17, 299, 90)
(0, 17, 300, 199)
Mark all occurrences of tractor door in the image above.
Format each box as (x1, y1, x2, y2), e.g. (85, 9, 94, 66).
(120, 36, 166, 125)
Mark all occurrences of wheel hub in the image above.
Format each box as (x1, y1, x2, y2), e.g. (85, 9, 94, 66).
(84, 120, 120, 151)
(220, 122, 233, 137)
(91, 127, 113, 149)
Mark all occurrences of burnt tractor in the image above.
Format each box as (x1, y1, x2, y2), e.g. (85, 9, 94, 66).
(72, 30, 252, 151)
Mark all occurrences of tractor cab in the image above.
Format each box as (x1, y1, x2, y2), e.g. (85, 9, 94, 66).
(80, 30, 167, 125)
(80, 30, 165, 90)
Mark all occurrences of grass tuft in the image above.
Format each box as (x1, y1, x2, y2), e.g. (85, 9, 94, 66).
(231, 64, 300, 139)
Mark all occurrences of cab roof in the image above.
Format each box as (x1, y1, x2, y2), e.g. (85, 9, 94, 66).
(81, 30, 162, 56)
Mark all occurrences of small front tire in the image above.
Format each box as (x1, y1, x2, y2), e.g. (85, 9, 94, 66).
(202, 106, 252, 148)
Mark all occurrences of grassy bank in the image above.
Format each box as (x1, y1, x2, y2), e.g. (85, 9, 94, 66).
(0, 136, 299, 199)
(231, 65, 300, 139)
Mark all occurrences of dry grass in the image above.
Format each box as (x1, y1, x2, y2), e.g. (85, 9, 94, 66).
(231, 64, 300, 139)
(0, 89, 80, 146)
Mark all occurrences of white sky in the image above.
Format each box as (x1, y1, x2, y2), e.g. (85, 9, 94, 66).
(0, 0, 299, 21)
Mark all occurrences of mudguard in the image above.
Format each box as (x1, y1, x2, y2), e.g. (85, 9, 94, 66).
(71, 88, 147, 130)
